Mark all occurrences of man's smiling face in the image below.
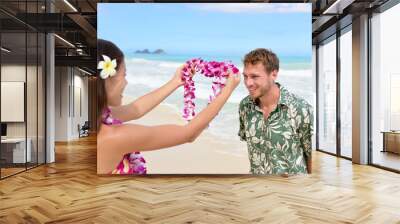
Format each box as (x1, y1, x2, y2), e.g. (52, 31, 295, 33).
(243, 62, 277, 100)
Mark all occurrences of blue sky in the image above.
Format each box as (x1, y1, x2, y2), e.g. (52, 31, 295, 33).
(98, 3, 311, 57)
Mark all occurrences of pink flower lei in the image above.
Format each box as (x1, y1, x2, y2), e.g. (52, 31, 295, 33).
(181, 58, 239, 121)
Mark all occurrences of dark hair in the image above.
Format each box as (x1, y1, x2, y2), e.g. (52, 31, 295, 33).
(97, 39, 124, 129)
(243, 48, 279, 74)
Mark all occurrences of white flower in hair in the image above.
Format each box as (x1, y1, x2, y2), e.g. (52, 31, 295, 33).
(98, 55, 117, 79)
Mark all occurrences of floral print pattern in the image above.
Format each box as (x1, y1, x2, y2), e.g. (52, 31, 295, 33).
(238, 83, 313, 175)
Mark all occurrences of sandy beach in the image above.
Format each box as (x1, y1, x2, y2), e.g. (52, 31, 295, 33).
(122, 96, 250, 174)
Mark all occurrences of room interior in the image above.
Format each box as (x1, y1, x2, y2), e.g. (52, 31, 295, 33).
(0, 0, 399, 222)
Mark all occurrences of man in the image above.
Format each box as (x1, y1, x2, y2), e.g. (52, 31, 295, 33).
(238, 48, 313, 175)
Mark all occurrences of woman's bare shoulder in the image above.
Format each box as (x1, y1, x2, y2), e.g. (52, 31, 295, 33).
(97, 124, 119, 147)
(97, 123, 139, 146)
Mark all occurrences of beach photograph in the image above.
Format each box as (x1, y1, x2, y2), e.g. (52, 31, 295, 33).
(97, 3, 313, 174)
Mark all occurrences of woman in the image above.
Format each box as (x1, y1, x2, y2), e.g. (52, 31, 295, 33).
(97, 39, 240, 174)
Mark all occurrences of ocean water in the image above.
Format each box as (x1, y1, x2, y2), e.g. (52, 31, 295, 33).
(123, 53, 314, 140)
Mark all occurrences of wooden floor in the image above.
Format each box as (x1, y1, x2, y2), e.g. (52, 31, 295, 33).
(1, 167, 26, 178)
(1, 135, 400, 223)
(1, 163, 44, 178)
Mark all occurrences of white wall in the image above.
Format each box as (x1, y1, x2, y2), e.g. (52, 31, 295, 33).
(1, 82, 25, 122)
(1, 63, 46, 164)
(54, 67, 89, 141)
(72, 72, 89, 138)
(1, 65, 34, 138)
(55, 66, 69, 141)
(1, 65, 26, 129)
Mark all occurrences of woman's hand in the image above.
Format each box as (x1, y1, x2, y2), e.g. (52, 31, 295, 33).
(224, 72, 241, 91)
(171, 65, 195, 88)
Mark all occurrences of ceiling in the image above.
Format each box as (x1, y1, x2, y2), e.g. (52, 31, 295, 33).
(0, 0, 394, 72)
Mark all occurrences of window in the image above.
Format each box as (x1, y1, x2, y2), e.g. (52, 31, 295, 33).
(370, 3, 400, 171)
(318, 36, 337, 154)
(340, 28, 352, 158)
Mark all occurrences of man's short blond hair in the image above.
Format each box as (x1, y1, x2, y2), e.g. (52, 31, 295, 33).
(243, 48, 279, 74)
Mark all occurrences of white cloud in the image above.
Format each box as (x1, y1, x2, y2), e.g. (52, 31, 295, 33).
(188, 3, 311, 13)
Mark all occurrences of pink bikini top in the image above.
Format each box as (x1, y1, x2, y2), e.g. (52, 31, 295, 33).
(102, 107, 147, 174)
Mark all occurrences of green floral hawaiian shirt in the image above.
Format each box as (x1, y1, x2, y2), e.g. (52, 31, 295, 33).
(238, 83, 313, 175)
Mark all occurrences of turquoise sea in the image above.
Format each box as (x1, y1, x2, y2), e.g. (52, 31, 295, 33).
(125, 52, 311, 70)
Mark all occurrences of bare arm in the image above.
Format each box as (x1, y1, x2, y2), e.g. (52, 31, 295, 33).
(111, 66, 186, 122)
(97, 123, 193, 174)
(97, 73, 241, 174)
(111, 79, 180, 122)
